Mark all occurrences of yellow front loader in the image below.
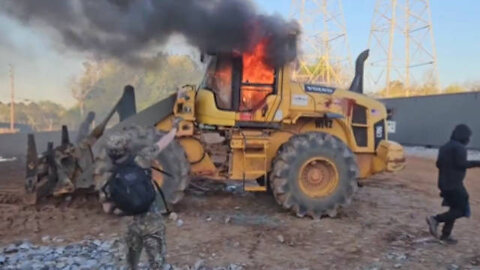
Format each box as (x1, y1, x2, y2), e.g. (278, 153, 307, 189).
(26, 49, 405, 218)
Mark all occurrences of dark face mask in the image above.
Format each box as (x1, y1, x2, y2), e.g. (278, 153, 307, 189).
(108, 148, 127, 161)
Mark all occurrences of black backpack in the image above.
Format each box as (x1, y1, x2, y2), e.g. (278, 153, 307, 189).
(103, 157, 156, 215)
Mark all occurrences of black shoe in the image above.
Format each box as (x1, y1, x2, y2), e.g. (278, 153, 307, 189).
(426, 216, 439, 238)
(440, 236, 458, 245)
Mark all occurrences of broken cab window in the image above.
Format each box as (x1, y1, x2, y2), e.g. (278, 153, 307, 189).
(240, 49, 275, 112)
(203, 56, 233, 110)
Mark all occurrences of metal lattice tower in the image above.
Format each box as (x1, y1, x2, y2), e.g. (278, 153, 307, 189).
(290, 0, 352, 86)
(368, 0, 439, 96)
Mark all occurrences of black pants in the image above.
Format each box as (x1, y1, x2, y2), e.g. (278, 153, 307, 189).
(435, 188, 468, 238)
(435, 207, 464, 237)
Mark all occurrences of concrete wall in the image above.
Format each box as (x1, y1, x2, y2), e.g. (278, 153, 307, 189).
(0, 130, 78, 158)
(381, 92, 480, 149)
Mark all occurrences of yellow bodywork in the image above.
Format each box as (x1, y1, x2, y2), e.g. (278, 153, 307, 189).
(156, 63, 405, 188)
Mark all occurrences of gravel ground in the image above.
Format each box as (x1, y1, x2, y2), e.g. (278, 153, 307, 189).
(0, 239, 245, 270)
(2, 153, 480, 269)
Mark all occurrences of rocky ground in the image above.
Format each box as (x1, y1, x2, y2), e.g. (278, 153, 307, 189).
(0, 238, 244, 270)
(1, 154, 480, 269)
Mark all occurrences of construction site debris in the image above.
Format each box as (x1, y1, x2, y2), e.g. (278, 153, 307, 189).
(0, 240, 246, 270)
(1, 157, 480, 269)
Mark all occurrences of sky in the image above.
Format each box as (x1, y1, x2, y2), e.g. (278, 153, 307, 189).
(0, 0, 479, 108)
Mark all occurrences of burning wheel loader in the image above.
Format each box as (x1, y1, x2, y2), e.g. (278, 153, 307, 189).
(26, 47, 405, 218)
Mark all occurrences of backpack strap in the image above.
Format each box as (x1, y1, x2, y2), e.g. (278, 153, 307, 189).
(150, 166, 173, 214)
(151, 166, 173, 177)
(152, 179, 172, 215)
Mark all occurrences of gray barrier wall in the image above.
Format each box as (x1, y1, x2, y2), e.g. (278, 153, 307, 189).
(381, 92, 480, 149)
(0, 131, 78, 158)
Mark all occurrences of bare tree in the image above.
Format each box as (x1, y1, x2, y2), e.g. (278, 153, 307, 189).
(71, 61, 103, 117)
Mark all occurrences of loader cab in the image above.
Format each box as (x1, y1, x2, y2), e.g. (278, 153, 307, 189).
(196, 52, 279, 126)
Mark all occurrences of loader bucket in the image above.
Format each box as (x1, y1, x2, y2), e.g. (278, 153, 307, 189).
(24, 84, 178, 204)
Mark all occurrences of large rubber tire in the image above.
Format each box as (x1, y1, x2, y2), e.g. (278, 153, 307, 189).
(270, 132, 358, 218)
(94, 125, 190, 205)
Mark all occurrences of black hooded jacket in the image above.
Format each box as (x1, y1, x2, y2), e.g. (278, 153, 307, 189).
(436, 124, 480, 191)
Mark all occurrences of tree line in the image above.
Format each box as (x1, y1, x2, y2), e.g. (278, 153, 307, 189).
(374, 80, 480, 98)
(2, 54, 202, 132)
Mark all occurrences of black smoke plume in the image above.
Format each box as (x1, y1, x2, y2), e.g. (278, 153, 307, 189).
(1, 0, 299, 67)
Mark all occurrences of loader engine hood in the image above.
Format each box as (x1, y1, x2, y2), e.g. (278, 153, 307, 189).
(292, 81, 388, 123)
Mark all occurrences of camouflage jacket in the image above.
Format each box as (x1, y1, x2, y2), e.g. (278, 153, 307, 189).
(99, 127, 177, 215)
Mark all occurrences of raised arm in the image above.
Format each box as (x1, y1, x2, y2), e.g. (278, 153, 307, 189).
(136, 118, 182, 164)
(453, 146, 480, 169)
(154, 126, 178, 153)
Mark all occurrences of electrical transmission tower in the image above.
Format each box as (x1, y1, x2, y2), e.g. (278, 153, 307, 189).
(290, 0, 352, 86)
(368, 0, 438, 97)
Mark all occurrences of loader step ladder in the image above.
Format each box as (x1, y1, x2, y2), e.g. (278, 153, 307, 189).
(241, 137, 268, 192)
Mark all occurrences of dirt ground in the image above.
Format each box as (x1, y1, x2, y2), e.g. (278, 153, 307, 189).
(1, 156, 480, 270)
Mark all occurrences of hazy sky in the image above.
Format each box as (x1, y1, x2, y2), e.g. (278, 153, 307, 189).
(0, 0, 478, 108)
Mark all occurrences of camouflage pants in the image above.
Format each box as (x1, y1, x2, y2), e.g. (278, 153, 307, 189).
(126, 212, 166, 270)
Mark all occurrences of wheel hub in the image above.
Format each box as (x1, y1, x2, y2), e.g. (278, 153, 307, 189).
(299, 157, 339, 198)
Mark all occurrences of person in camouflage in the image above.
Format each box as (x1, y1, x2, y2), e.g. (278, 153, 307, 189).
(125, 198, 167, 270)
(101, 118, 181, 270)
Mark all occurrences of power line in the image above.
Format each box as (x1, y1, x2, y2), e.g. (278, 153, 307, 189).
(367, 0, 438, 96)
(290, 0, 352, 86)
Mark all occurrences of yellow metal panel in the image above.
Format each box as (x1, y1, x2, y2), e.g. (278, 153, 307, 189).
(155, 117, 193, 137)
(244, 186, 267, 192)
(297, 118, 354, 147)
(230, 150, 267, 180)
(173, 86, 196, 121)
(177, 137, 218, 177)
(373, 140, 406, 173)
(229, 132, 269, 180)
(156, 115, 174, 131)
(195, 89, 235, 126)
(356, 154, 375, 179)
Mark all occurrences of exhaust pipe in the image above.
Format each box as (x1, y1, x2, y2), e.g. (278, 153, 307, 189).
(349, 49, 369, 94)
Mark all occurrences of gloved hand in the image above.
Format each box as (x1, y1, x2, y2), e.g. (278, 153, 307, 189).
(172, 117, 183, 129)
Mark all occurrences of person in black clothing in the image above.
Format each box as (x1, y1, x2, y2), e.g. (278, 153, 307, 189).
(426, 124, 480, 244)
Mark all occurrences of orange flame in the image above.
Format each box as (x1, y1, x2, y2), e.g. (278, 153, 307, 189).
(242, 39, 274, 84)
(209, 39, 275, 112)
(240, 39, 274, 111)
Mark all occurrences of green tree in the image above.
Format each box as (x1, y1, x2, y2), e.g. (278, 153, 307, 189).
(444, 84, 467, 94)
(0, 101, 66, 131)
(71, 61, 104, 117)
(415, 83, 439, 96)
(376, 80, 407, 98)
(75, 55, 202, 123)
